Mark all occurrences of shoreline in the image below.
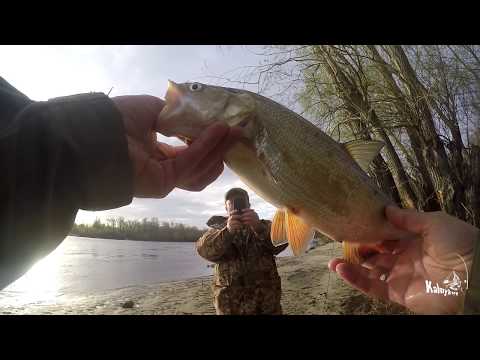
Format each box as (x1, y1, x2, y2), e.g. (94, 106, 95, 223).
(0, 241, 410, 315)
(68, 235, 199, 243)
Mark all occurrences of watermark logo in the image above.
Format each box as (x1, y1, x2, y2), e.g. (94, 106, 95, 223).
(425, 254, 469, 297)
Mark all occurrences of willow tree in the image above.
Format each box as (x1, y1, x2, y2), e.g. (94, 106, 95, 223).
(227, 45, 480, 225)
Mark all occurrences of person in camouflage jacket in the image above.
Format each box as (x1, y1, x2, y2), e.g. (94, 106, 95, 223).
(196, 188, 288, 315)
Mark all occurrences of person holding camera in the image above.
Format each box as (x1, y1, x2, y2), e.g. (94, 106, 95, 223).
(196, 187, 288, 315)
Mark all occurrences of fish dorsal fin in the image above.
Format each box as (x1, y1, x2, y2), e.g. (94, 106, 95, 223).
(271, 209, 288, 246)
(343, 140, 384, 172)
(285, 210, 315, 256)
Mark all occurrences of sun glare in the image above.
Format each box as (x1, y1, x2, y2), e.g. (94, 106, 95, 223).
(1, 247, 64, 306)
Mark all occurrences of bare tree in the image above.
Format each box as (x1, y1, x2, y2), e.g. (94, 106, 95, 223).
(215, 45, 480, 223)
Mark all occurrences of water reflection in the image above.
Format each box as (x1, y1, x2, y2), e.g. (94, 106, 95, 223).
(2, 246, 65, 306)
(0, 237, 214, 307)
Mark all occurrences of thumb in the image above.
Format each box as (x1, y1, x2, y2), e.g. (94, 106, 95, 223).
(135, 95, 166, 116)
(113, 95, 165, 120)
(385, 205, 429, 235)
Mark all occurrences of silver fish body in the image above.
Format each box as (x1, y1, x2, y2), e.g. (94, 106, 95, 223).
(158, 81, 403, 259)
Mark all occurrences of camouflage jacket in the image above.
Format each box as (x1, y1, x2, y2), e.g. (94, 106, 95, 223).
(196, 216, 288, 289)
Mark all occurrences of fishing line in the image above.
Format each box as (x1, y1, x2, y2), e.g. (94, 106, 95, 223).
(323, 238, 336, 313)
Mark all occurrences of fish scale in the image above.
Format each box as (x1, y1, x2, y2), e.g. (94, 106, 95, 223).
(256, 98, 360, 218)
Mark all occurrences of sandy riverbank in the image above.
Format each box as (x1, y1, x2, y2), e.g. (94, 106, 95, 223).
(0, 240, 410, 315)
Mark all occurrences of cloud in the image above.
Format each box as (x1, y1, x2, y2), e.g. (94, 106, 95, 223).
(75, 165, 277, 228)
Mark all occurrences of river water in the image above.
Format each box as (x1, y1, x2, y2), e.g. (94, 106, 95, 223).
(0, 236, 293, 307)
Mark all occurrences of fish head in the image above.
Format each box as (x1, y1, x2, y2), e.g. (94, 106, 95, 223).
(158, 81, 257, 145)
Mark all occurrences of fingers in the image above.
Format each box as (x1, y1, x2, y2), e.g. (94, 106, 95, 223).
(229, 220, 242, 225)
(173, 124, 243, 191)
(178, 159, 224, 191)
(333, 262, 390, 301)
(241, 217, 259, 228)
(113, 94, 165, 111)
(361, 253, 397, 271)
(174, 123, 228, 170)
(114, 95, 165, 127)
(175, 123, 240, 173)
(229, 214, 243, 222)
(381, 238, 412, 255)
(328, 258, 344, 272)
(385, 205, 430, 236)
(153, 143, 180, 161)
(329, 254, 395, 274)
(116, 95, 167, 156)
(137, 95, 166, 115)
(155, 142, 188, 159)
(127, 100, 245, 198)
(241, 211, 258, 222)
(133, 157, 176, 198)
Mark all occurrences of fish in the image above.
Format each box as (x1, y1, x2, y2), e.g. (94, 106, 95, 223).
(157, 81, 408, 264)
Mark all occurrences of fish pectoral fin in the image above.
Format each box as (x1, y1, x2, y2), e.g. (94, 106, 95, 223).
(271, 209, 288, 246)
(343, 139, 384, 172)
(224, 93, 256, 126)
(285, 210, 315, 256)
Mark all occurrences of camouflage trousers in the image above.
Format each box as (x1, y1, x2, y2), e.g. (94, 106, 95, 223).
(213, 285, 283, 315)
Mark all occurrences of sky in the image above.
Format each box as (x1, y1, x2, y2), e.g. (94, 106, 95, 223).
(0, 45, 280, 228)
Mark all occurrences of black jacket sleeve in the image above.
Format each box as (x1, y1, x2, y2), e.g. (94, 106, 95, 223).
(0, 77, 134, 289)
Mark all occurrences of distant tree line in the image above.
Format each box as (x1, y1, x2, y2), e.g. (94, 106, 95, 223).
(70, 217, 207, 242)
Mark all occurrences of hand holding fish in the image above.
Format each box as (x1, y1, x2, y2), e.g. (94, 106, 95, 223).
(329, 206, 478, 314)
(113, 95, 243, 198)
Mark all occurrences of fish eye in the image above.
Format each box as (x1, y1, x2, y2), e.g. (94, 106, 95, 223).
(189, 83, 202, 91)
